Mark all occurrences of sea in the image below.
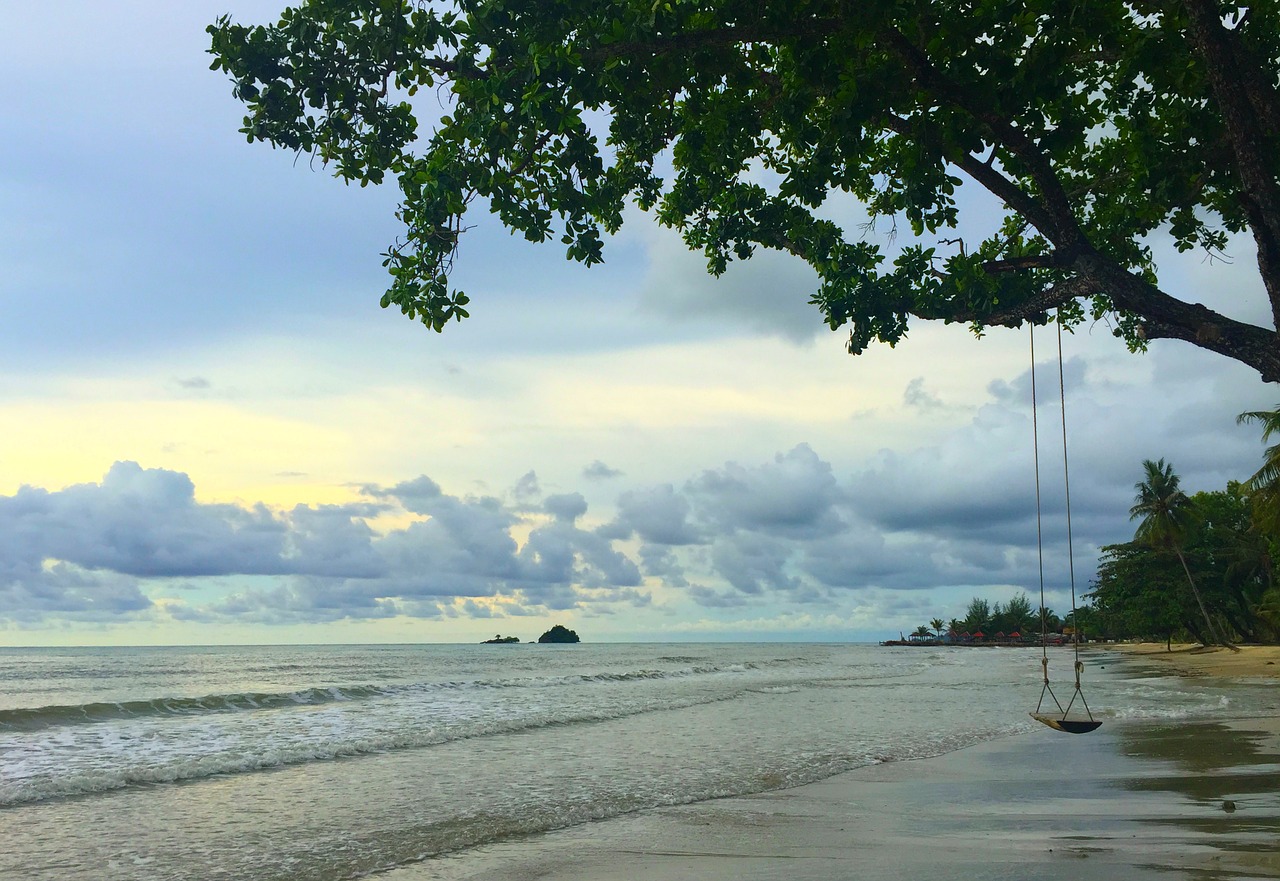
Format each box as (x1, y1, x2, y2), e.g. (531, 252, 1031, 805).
(1, 642, 1275, 881)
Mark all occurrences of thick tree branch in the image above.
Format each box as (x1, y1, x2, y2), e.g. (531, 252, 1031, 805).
(921, 277, 1105, 325)
(1074, 249, 1280, 382)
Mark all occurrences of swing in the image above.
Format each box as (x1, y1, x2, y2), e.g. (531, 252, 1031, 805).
(1028, 321, 1101, 735)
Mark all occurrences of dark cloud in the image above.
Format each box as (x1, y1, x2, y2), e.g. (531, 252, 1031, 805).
(0, 562, 151, 623)
(544, 492, 588, 522)
(686, 444, 845, 538)
(600, 484, 702, 545)
(639, 545, 688, 587)
(366, 476, 442, 514)
(710, 534, 801, 596)
(1, 462, 290, 583)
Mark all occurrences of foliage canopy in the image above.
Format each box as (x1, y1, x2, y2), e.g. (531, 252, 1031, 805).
(209, 0, 1280, 380)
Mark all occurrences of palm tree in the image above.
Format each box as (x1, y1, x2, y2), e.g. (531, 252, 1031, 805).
(930, 617, 946, 639)
(1237, 405, 1280, 534)
(1129, 459, 1231, 648)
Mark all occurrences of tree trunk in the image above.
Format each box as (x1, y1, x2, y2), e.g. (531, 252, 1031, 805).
(1174, 547, 1238, 650)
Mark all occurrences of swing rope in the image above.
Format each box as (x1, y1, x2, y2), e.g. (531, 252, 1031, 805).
(1031, 320, 1096, 729)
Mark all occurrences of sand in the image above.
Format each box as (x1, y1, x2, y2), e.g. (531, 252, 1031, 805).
(385, 649, 1280, 881)
(1104, 642, 1280, 680)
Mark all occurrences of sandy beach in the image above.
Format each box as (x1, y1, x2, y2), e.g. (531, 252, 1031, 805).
(391, 650, 1280, 881)
(1104, 642, 1280, 680)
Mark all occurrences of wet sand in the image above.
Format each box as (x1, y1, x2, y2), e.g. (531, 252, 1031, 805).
(394, 714, 1280, 881)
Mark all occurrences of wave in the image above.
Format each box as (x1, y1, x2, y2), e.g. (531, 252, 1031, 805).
(0, 686, 753, 808)
(0, 684, 396, 733)
(0, 658, 798, 734)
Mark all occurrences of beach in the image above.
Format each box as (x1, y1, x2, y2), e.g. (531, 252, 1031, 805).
(391, 647, 1280, 881)
(1105, 642, 1280, 680)
(2, 643, 1276, 881)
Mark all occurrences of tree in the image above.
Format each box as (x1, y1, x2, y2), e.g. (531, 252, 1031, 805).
(1002, 592, 1037, 634)
(1090, 541, 1194, 648)
(1237, 405, 1280, 532)
(1037, 605, 1062, 633)
(929, 617, 946, 638)
(912, 624, 934, 640)
(962, 596, 991, 632)
(208, 1, 1280, 380)
(1189, 486, 1270, 642)
(1129, 458, 1231, 646)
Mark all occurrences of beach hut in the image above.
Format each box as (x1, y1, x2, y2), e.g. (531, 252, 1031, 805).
(971, 630, 985, 641)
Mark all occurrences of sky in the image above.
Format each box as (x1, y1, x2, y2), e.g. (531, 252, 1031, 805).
(1, 4, 1275, 645)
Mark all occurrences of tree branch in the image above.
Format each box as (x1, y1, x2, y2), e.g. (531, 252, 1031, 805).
(877, 28, 1085, 248)
(981, 255, 1061, 273)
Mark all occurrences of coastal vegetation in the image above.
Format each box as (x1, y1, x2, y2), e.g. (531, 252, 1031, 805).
(912, 411, 1280, 649)
(1089, 470, 1279, 648)
(906, 592, 1064, 645)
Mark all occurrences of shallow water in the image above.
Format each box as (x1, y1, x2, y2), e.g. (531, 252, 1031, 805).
(1, 642, 1273, 881)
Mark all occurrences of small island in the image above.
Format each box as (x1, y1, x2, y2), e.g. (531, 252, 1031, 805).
(537, 625, 580, 644)
(481, 634, 521, 644)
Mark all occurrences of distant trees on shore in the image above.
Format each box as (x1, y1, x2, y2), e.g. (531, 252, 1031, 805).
(912, 592, 1059, 643)
(912, 413, 1280, 649)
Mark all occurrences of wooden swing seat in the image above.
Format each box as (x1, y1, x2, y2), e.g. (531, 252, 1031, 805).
(1030, 712, 1102, 734)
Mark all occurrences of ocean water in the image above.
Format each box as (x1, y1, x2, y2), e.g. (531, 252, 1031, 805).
(1, 642, 1274, 881)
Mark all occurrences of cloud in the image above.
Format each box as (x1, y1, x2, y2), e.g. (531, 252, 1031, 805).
(600, 484, 703, 545)
(512, 471, 541, 506)
(903, 376, 944, 410)
(0, 462, 646, 627)
(685, 444, 845, 539)
(544, 492, 588, 522)
(1, 338, 1268, 633)
(582, 460, 623, 480)
(631, 216, 827, 344)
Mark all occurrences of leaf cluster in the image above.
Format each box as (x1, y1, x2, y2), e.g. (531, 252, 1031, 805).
(208, 0, 1280, 376)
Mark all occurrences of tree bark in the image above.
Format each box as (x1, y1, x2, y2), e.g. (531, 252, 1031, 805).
(1180, 0, 1280, 331)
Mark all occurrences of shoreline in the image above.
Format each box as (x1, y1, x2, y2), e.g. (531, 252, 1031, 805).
(389, 653, 1280, 881)
(1100, 641, 1280, 679)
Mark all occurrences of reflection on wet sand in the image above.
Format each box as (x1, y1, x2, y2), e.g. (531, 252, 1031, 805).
(1113, 720, 1280, 876)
